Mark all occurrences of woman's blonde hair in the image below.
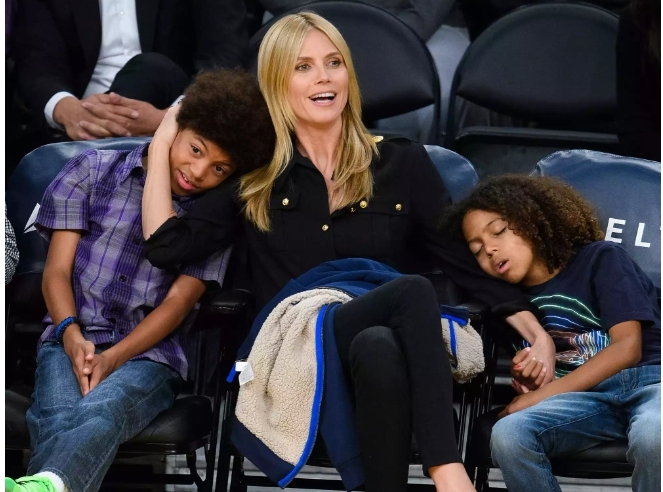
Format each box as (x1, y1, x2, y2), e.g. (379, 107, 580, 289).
(239, 12, 378, 231)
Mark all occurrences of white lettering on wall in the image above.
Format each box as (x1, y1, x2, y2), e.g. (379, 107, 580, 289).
(635, 222, 651, 248)
(605, 218, 625, 243)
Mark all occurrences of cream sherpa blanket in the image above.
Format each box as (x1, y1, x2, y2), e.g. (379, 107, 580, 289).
(235, 288, 352, 465)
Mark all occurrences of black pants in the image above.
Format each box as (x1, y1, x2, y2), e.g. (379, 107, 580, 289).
(108, 52, 189, 110)
(333, 275, 460, 492)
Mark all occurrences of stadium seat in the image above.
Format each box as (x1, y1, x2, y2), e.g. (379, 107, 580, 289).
(446, 3, 620, 179)
(465, 150, 661, 490)
(247, 1, 443, 144)
(5, 138, 251, 492)
(216, 145, 485, 491)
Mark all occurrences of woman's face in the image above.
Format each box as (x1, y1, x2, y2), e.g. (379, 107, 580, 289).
(287, 29, 349, 132)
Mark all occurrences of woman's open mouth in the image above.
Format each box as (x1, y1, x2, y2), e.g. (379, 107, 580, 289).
(309, 92, 337, 105)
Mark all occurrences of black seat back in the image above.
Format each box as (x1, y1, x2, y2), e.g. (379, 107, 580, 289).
(248, 1, 442, 143)
(447, 3, 620, 177)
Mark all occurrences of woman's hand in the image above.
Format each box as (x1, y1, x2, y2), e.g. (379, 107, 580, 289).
(150, 105, 180, 152)
(511, 347, 549, 392)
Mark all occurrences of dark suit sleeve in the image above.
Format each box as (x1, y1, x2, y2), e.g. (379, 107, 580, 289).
(191, 0, 249, 71)
(396, 0, 453, 41)
(616, 11, 662, 161)
(144, 177, 241, 268)
(409, 144, 533, 315)
(13, 0, 77, 123)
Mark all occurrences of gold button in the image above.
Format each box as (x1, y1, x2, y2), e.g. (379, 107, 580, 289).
(359, 200, 368, 209)
(282, 198, 289, 206)
(350, 207, 356, 213)
(322, 224, 329, 231)
(395, 203, 402, 211)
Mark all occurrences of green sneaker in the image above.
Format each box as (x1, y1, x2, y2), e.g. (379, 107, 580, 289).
(5, 477, 57, 492)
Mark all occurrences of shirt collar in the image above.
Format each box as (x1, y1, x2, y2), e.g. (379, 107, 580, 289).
(118, 142, 150, 185)
(273, 142, 318, 192)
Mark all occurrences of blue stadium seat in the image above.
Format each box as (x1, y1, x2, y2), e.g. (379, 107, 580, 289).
(533, 150, 660, 290)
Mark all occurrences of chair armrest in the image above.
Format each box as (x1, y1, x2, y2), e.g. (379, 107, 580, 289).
(456, 300, 489, 321)
(192, 289, 254, 334)
(204, 289, 254, 315)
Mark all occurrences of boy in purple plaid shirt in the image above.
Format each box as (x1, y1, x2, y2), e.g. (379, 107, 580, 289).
(6, 69, 275, 492)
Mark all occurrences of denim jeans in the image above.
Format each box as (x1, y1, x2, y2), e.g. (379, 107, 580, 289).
(26, 342, 181, 492)
(490, 365, 660, 492)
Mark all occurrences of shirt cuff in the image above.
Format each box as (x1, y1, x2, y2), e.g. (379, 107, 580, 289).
(44, 92, 76, 131)
(171, 95, 184, 107)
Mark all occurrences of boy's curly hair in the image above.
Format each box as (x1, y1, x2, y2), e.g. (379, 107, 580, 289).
(440, 175, 605, 272)
(177, 68, 275, 175)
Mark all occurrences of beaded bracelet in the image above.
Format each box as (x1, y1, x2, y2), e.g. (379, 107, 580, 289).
(55, 316, 84, 343)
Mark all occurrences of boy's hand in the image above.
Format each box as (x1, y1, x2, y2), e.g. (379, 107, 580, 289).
(150, 105, 180, 152)
(62, 326, 95, 396)
(511, 348, 548, 391)
(498, 390, 548, 418)
(88, 352, 120, 392)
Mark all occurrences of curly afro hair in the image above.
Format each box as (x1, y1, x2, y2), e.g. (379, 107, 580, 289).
(177, 68, 275, 175)
(440, 175, 605, 272)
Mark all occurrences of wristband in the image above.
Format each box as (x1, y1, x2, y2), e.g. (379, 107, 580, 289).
(55, 316, 85, 343)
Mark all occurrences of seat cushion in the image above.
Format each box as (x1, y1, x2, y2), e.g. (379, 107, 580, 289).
(469, 407, 631, 471)
(5, 390, 212, 454)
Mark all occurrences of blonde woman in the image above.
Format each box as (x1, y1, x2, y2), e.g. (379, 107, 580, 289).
(142, 13, 553, 491)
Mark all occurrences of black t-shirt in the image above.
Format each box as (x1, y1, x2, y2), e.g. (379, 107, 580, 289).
(521, 241, 660, 376)
(143, 137, 531, 314)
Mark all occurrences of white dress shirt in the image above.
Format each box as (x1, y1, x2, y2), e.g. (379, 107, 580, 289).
(44, 0, 142, 129)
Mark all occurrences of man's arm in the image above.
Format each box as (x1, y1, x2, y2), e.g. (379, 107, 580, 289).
(42, 230, 96, 396)
(396, 0, 454, 41)
(88, 274, 207, 389)
(13, 0, 78, 128)
(500, 320, 642, 417)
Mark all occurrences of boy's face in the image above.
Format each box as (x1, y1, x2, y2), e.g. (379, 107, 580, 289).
(462, 209, 549, 286)
(169, 129, 237, 197)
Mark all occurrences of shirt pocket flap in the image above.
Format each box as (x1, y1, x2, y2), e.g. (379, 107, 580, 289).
(269, 190, 301, 210)
(351, 196, 407, 215)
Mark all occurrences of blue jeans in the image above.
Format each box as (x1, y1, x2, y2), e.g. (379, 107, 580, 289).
(490, 365, 660, 492)
(26, 343, 181, 492)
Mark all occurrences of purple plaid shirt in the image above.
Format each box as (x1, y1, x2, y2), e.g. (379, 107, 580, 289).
(35, 143, 231, 379)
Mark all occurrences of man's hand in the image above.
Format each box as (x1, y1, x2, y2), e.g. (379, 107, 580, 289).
(82, 93, 167, 138)
(498, 390, 548, 419)
(53, 96, 131, 141)
(62, 325, 95, 396)
(88, 352, 119, 392)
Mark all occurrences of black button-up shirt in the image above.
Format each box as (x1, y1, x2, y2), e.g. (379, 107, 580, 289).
(145, 138, 528, 313)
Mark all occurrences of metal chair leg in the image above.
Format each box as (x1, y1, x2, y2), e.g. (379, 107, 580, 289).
(229, 452, 247, 492)
(214, 386, 237, 492)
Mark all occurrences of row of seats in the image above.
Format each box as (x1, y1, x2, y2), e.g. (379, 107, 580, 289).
(6, 139, 660, 490)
